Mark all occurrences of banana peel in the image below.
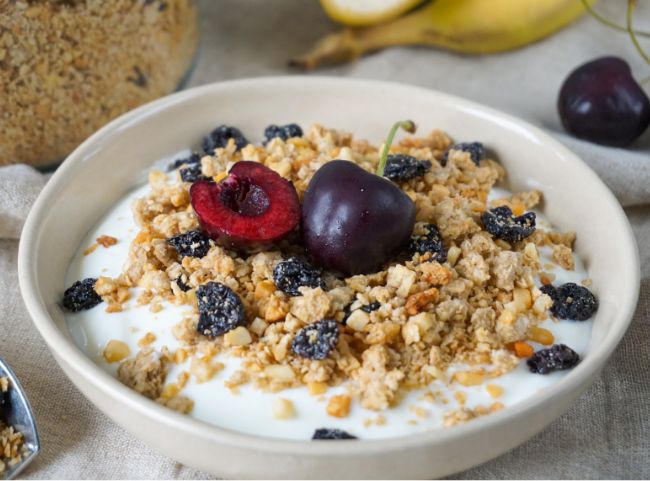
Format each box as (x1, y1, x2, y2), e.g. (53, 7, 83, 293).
(292, 0, 595, 70)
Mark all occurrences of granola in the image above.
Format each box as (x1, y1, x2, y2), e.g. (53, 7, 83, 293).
(72, 124, 595, 431)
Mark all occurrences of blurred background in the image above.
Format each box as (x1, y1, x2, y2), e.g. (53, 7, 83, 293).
(2, 0, 649, 170)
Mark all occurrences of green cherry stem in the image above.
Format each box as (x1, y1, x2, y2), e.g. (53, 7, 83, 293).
(627, 0, 650, 66)
(580, 0, 650, 37)
(376, 120, 417, 177)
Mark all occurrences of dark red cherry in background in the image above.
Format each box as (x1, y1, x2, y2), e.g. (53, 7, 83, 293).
(558, 56, 650, 146)
(301, 121, 417, 276)
(190, 161, 300, 248)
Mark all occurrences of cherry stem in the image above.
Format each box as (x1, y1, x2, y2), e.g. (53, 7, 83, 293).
(581, 0, 650, 37)
(376, 120, 417, 176)
(627, 0, 650, 66)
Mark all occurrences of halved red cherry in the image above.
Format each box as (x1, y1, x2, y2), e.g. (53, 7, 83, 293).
(190, 161, 300, 248)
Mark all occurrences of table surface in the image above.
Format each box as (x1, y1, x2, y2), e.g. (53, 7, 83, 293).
(2, 0, 649, 478)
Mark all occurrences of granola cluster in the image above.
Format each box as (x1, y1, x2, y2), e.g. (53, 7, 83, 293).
(99, 125, 577, 419)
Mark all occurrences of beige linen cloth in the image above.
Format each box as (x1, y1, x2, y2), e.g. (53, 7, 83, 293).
(1, 1, 649, 478)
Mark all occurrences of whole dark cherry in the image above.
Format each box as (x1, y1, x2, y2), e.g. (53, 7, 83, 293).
(301, 121, 417, 276)
(558, 56, 650, 146)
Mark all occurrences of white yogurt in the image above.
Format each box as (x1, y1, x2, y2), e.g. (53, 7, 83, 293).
(65, 174, 592, 440)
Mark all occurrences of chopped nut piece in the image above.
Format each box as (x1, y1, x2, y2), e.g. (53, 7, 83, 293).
(326, 395, 352, 418)
(346, 309, 370, 331)
(224, 326, 253, 346)
(249, 317, 269, 336)
(386, 265, 416, 297)
(272, 398, 296, 420)
(102, 340, 131, 363)
(528, 326, 554, 345)
(513, 341, 534, 358)
(137, 332, 156, 347)
(97, 235, 118, 248)
(446, 246, 462, 266)
(308, 382, 328, 396)
(454, 371, 485, 387)
(486, 384, 504, 398)
(405, 288, 439, 316)
(512, 288, 532, 312)
(552, 244, 575, 270)
(264, 365, 296, 382)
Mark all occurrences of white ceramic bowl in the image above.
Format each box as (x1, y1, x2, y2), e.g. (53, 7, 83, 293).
(18, 77, 639, 479)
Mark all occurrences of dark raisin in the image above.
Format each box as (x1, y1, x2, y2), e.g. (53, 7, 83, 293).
(203, 125, 248, 153)
(196, 282, 246, 337)
(442, 142, 485, 165)
(481, 206, 536, 243)
(540, 283, 598, 321)
(179, 163, 210, 183)
(62, 278, 103, 312)
(410, 224, 447, 263)
(527, 344, 580, 374)
(383, 154, 432, 182)
(291, 319, 339, 360)
(167, 230, 211, 259)
(312, 428, 357, 440)
(174, 275, 191, 292)
(169, 152, 201, 171)
(264, 123, 303, 143)
(273, 257, 325, 297)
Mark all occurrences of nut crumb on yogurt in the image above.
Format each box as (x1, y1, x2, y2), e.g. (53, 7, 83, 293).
(63, 123, 599, 439)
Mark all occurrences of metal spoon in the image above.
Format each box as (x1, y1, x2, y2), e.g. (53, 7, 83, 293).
(0, 358, 40, 480)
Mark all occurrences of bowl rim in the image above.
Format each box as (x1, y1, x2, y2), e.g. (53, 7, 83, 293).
(18, 75, 640, 457)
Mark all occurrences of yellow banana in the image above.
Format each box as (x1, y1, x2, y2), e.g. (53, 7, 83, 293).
(292, 0, 594, 70)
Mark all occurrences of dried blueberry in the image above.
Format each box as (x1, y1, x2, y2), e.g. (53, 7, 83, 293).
(410, 224, 447, 263)
(527, 344, 580, 374)
(291, 319, 339, 360)
(169, 152, 201, 170)
(540, 283, 598, 321)
(312, 428, 357, 440)
(179, 163, 209, 183)
(383, 154, 432, 182)
(203, 125, 248, 153)
(62, 278, 103, 312)
(273, 257, 325, 297)
(196, 282, 246, 337)
(442, 142, 485, 165)
(167, 230, 211, 259)
(481, 206, 536, 243)
(264, 123, 303, 143)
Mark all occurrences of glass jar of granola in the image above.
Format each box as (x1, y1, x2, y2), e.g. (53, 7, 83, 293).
(0, 0, 199, 168)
